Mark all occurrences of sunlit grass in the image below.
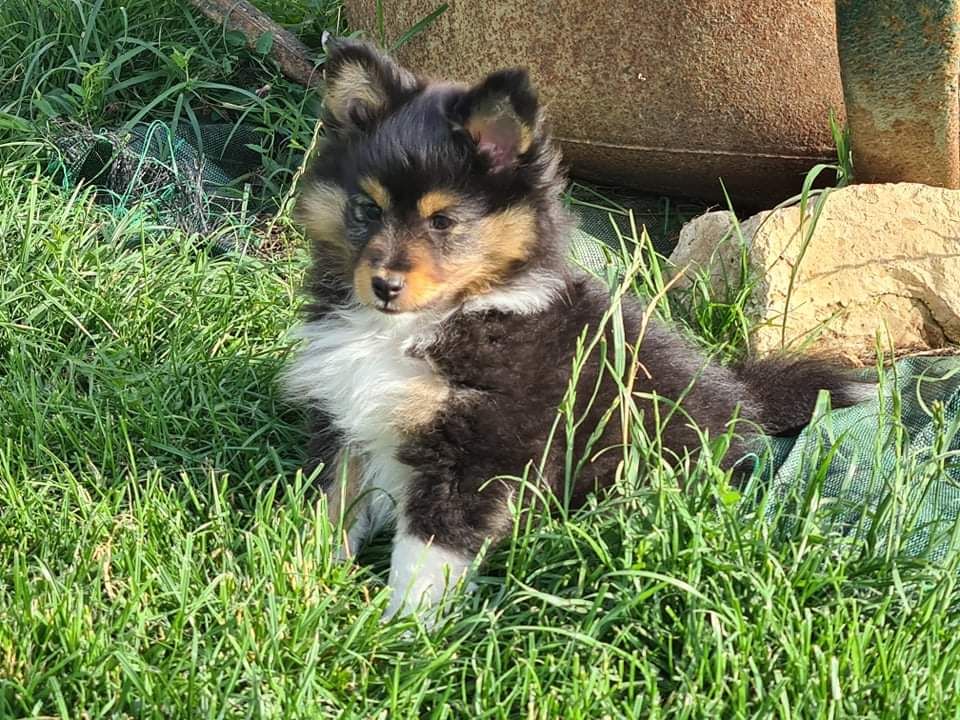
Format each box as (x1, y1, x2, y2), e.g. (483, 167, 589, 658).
(3, 1, 960, 716)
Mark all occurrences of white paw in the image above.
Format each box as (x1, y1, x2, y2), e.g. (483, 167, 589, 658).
(382, 533, 473, 623)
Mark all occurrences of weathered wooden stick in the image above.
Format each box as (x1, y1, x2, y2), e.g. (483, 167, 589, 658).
(187, 0, 322, 89)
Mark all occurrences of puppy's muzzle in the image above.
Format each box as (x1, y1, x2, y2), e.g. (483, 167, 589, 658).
(371, 274, 405, 303)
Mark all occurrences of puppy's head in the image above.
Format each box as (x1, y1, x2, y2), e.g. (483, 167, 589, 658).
(298, 38, 566, 315)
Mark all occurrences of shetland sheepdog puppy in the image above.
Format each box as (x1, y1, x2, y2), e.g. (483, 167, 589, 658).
(284, 37, 870, 620)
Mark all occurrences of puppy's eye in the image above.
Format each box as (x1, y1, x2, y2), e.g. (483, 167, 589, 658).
(429, 214, 455, 231)
(352, 202, 381, 224)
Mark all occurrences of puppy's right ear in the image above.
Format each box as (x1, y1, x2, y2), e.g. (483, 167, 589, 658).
(321, 34, 419, 134)
(450, 68, 541, 174)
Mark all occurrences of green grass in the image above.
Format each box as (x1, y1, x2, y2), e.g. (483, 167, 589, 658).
(4, 0, 960, 717)
(0, 0, 333, 217)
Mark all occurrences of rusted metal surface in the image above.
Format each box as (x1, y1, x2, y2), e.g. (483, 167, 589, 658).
(345, 0, 846, 205)
(836, 0, 960, 187)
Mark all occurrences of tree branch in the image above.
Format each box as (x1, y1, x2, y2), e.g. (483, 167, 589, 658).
(187, 0, 322, 89)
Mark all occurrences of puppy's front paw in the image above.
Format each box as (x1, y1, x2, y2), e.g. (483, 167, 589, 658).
(382, 533, 473, 623)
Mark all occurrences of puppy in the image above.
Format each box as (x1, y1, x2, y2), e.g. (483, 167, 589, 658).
(284, 38, 870, 619)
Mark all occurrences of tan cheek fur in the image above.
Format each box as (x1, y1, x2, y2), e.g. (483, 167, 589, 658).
(404, 204, 538, 304)
(446, 205, 538, 295)
(396, 243, 446, 309)
(477, 205, 537, 266)
(297, 181, 351, 264)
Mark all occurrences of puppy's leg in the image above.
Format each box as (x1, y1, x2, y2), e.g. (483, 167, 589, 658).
(304, 410, 372, 557)
(382, 478, 512, 621)
(383, 524, 475, 621)
(323, 447, 372, 560)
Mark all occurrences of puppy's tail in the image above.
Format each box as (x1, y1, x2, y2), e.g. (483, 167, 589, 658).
(735, 356, 875, 436)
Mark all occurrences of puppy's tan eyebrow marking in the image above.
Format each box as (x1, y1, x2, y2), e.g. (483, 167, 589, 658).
(417, 190, 461, 218)
(359, 177, 391, 209)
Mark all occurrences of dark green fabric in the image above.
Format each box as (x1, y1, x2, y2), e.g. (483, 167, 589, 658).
(757, 357, 960, 562)
(51, 120, 263, 245)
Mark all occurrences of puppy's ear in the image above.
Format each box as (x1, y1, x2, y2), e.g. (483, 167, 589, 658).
(452, 69, 540, 173)
(321, 35, 419, 134)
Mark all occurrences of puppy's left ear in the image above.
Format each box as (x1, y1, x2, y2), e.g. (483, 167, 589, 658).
(452, 68, 540, 173)
(321, 34, 419, 134)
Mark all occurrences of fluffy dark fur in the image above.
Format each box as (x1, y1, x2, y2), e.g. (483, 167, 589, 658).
(285, 38, 872, 618)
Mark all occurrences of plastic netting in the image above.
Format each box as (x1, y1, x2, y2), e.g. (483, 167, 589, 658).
(51, 120, 264, 243)
(759, 356, 960, 562)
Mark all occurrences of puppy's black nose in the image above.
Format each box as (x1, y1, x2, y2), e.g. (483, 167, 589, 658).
(371, 275, 404, 303)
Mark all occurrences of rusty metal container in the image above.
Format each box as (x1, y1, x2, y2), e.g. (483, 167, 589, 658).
(345, 0, 847, 205)
(835, 0, 960, 188)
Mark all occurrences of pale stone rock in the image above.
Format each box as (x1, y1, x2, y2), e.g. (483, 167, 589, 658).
(669, 183, 960, 360)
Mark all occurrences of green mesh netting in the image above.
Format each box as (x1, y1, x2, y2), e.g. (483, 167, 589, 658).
(51, 120, 263, 244)
(759, 356, 960, 562)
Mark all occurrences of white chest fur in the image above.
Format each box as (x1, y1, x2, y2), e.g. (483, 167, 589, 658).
(283, 307, 442, 533)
